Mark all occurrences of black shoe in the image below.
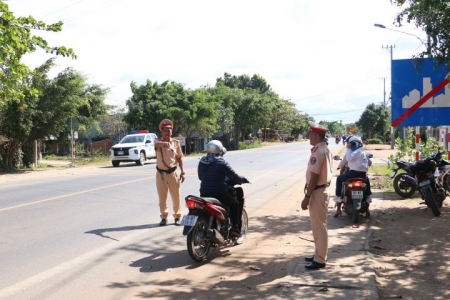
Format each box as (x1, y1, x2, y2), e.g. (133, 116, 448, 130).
(305, 261, 326, 270)
(159, 219, 167, 226)
(305, 255, 314, 262)
(174, 218, 181, 226)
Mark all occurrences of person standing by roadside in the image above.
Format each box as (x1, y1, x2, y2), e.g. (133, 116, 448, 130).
(301, 121, 333, 270)
(155, 119, 185, 226)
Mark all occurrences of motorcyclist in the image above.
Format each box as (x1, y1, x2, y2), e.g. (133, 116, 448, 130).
(198, 140, 249, 237)
(333, 136, 372, 217)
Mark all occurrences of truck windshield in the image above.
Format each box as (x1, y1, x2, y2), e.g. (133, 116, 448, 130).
(121, 136, 144, 143)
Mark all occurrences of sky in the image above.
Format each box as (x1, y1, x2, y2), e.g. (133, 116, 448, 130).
(7, 0, 430, 124)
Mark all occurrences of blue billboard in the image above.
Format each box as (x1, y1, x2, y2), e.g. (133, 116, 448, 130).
(391, 58, 450, 126)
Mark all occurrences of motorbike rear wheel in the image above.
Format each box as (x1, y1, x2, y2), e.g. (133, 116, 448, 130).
(353, 208, 360, 224)
(235, 208, 248, 245)
(187, 217, 211, 262)
(424, 187, 441, 217)
(393, 173, 416, 198)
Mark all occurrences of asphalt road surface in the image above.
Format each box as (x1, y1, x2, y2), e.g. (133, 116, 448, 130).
(0, 141, 341, 299)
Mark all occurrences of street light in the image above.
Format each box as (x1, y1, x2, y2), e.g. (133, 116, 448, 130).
(374, 23, 430, 53)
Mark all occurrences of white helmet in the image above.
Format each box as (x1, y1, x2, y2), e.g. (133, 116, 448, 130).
(347, 136, 362, 144)
(206, 140, 227, 156)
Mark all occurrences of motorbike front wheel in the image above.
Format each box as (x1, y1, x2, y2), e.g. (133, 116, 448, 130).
(424, 187, 441, 217)
(235, 209, 248, 245)
(187, 217, 211, 262)
(443, 174, 450, 196)
(393, 173, 416, 198)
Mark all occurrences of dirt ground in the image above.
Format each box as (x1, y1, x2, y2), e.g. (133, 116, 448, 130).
(366, 144, 450, 300)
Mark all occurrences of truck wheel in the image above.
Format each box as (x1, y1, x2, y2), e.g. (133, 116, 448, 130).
(112, 161, 120, 167)
(135, 152, 145, 166)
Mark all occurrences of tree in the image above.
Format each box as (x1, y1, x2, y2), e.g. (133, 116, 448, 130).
(124, 80, 188, 135)
(215, 73, 281, 146)
(98, 105, 127, 139)
(124, 80, 219, 153)
(0, 2, 76, 105)
(391, 0, 450, 68)
(356, 104, 390, 140)
(324, 121, 346, 136)
(0, 60, 108, 170)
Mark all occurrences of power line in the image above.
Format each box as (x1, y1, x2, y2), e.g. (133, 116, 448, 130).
(39, 0, 88, 19)
(63, 0, 122, 23)
(308, 107, 365, 117)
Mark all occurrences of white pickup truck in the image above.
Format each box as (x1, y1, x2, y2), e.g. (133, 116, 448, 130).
(110, 132, 158, 167)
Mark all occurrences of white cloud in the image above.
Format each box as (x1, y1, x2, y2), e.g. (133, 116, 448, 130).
(9, 0, 429, 124)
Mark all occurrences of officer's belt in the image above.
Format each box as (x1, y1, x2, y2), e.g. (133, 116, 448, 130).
(304, 182, 331, 193)
(156, 166, 177, 175)
(314, 182, 331, 189)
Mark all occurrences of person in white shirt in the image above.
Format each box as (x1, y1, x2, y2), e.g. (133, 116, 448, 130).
(333, 136, 372, 217)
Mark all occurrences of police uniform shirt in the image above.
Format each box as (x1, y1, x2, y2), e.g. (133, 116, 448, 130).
(306, 142, 333, 186)
(156, 138, 183, 170)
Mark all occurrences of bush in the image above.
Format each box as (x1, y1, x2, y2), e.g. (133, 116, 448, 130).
(238, 140, 262, 150)
(368, 138, 383, 144)
(387, 136, 444, 166)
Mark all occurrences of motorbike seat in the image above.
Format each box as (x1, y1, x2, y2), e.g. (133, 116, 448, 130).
(439, 165, 450, 171)
(345, 177, 367, 183)
(185, 195, 224, 206)
(200, 197, 224, 206)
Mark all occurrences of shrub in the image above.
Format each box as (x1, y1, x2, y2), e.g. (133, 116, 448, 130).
(387, 136, 444, 166)
(238, 140, 262, 150)
(368, 138, 383, 144)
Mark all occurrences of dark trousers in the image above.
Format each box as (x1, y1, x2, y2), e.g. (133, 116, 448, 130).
(336, 170, 372, 197)
(202, 192, 240, 227)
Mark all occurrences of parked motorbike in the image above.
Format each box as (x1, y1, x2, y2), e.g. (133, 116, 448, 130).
(391, 151, 450, 198)
(181, 179, 249, 262)
(334, 153, 373, 224)
(400, 159, 446, 216)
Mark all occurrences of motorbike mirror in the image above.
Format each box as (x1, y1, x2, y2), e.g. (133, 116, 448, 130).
(333, 155, 342, 160)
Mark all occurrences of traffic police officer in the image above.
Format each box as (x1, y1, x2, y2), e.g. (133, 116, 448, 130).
(155, 119, 185, 226)
(301, 121, 333, 270)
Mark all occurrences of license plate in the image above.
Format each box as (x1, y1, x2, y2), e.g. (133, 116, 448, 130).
(419, 180, 430, 187)
(180, 215, 198, 226)
(390, 171, 396, 178)
(118, 151, 124, 155)
(351, 190, 364, 200)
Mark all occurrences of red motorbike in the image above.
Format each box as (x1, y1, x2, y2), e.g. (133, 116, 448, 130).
(335, 154, 372, 224)
(181, 179, 249, 262)
(341, 177, 370, 224)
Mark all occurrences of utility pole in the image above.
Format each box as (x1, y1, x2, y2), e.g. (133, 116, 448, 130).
(382, 45, 396, 150)
(380, 77, 387, 107)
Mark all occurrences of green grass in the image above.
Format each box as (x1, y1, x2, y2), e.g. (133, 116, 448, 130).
(369, 163, 395, 192)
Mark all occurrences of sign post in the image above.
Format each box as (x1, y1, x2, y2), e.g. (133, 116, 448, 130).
(173, 137, 186, 155)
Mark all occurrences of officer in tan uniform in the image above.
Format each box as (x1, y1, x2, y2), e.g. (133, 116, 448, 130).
(301, 121, 333, 270)
(155, 119, 185, 226)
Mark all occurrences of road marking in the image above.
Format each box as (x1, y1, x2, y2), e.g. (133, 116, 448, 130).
(0, 177, 151, 212)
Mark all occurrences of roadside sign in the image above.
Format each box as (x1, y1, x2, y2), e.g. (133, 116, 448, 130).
(173, 136, 186, 146)
(391, 58, 450, 127)
(173, 137, 186, 156)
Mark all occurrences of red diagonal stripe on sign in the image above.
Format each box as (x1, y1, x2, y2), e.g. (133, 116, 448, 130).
(392, 77, 450, 127)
